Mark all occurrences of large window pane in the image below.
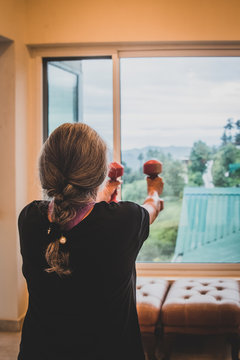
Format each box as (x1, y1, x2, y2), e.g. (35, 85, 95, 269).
(48, 63, 78, 133)
(46, 58, 113, 152)
(120, 57, 240, 263)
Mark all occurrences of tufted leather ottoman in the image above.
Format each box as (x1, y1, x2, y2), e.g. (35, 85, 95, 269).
(161, 279, 240, 360)
(136, 277, 170, 360)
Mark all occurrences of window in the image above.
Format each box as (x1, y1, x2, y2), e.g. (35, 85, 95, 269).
(43, 57, 113, 152)
(121, 56, 240, 263)
(42, 47, 240, 270)
(47, 62, 79, 134)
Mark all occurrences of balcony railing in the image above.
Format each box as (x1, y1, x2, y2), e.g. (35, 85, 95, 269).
(173, 187, 240, 262)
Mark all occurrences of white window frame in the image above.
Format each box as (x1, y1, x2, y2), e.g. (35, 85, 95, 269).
(29, 42, 240, 278)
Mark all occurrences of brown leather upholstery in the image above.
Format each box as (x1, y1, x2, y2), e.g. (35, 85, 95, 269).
(136, 277, 169, 334)
(162, 279, 240, 328)
(161, 279, 240, 360)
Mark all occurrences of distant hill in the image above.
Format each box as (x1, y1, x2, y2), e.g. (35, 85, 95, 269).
(122, 146, 191, 170)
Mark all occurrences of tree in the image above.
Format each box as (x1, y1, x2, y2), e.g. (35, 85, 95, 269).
(235, 120, 240, 145)
(163, 160, 185, 197)
(212, 143, 240, 187)
(121, 161, 142, 184)
(146, 148, 165, 162)
(121, 161, 131, 176)
(224, 118, 234, 131)
(122, 148, 185, 200)
(188, 171, 204, 186)
(235, 120, 240, 130)
(220, 143, 238, 168)
(188, 140, 211, 174)
(221, 131, 228, 146)
(220, 118, 235, 145)
(145, 149, 185, 197)
(137, 152, 144, 173)
(122, 179, 147, 204)
(235, 133, 240, 146)
(212, 161, 229, 187)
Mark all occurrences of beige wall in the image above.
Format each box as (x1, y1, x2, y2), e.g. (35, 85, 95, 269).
(0, 0, 28, 322)
(0, 0, 240, 324)
(26, 0, 240, 44)
(0, 0, 26, 41)
(0, 41, 18, 320)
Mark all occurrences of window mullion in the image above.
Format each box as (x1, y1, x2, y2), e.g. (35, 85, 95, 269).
(112, 53, 121, 163)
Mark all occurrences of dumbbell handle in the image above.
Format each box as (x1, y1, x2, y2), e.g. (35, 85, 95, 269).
(108, 162, 124, 202)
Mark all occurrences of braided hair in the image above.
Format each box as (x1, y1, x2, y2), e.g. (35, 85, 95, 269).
(39, 123, 107, 276)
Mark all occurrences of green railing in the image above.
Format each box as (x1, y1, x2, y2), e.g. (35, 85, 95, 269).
(173, 187, 240, 262)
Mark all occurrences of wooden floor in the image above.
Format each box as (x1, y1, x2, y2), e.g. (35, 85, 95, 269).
(0, 331, 237, 359)
(0, 332, 21, 360)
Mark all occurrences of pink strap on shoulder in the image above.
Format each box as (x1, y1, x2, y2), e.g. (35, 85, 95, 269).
(48, 200, 95, 231)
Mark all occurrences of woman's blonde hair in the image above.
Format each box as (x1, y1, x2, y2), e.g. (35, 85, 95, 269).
(39, 123, 107, 276)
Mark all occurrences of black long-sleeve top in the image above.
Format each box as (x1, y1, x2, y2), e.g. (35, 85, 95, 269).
(18, 200, 149, 360)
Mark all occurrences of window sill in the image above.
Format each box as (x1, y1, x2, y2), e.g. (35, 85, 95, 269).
(136, 262, 240, 279)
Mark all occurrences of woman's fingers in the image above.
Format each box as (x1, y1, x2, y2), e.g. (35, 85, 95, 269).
(146, 176, 164, 196)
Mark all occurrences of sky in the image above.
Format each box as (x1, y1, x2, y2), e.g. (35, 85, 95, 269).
(120, 57, 240, 150)
(48, 57, 240, 151)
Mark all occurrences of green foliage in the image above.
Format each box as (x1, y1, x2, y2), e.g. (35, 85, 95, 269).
(212, 162, 229, 187)
(162, 159, 185, 197)
(137, 152, 144, 171)
(122, 148, 185, 261)
(122, 161, 143, 184)
(214, 117, 240, 186)
(212, 143, 240, 187)
(137, 226, 178, 262)
(220, 143, 239, 168)
(146, 148, 165, 160)
(222, 118, 234, 145)
(235, 132, 240, 146)
(122, 163, 183, 262)
(188, 171, 204, 186)
(221, 118, 240, 146)
(123, 149, 185, 198)
(221, 131, 229, 145)
(224, 118, 234, 130)
(187, 140, 211, 186)
(235, 120, 240, 130)
(188, 140, 212, 174)
(122, 117, 240, 262)
(122, 180, 147, 204)
(137, 200, 182, 262)
(145, 149, 185, 198)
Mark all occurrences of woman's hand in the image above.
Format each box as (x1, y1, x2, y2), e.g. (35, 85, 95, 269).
(96, 180, 122, 203)
(146, 176, 164, 197)
(142, 176, 164, 224)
